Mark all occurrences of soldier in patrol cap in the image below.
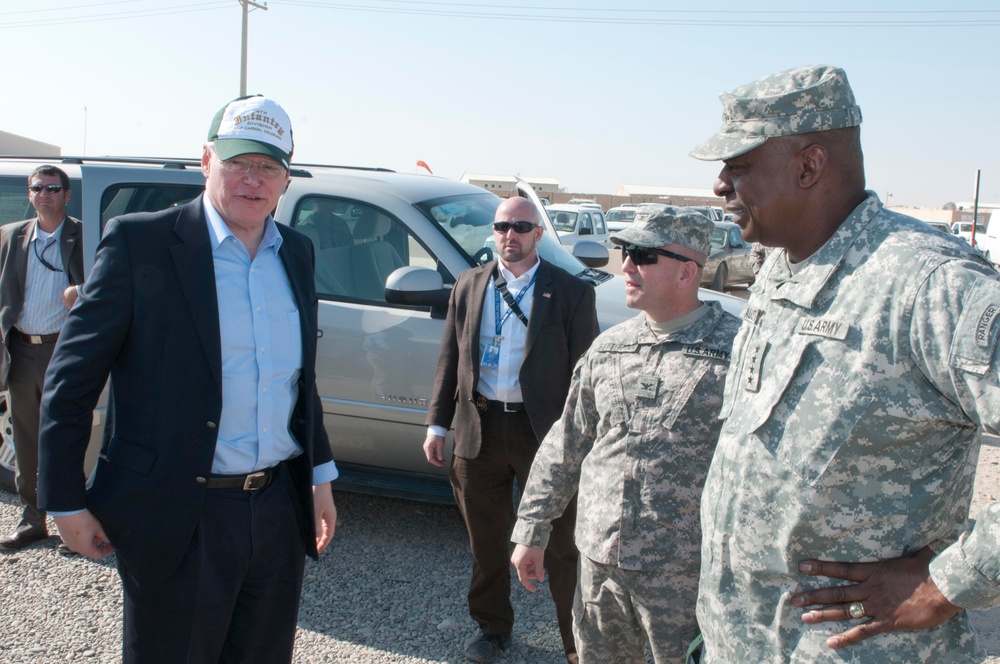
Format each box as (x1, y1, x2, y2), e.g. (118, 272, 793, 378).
(691, 64, 1000, 662)
(511, 207, 741, 664)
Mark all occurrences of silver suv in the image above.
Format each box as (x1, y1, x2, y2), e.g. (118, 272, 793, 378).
(0, 157, 744, 501)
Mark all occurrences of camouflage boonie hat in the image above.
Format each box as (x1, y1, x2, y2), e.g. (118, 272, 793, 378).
(690, 65, 862, 161)
(611, 205, 713, 256)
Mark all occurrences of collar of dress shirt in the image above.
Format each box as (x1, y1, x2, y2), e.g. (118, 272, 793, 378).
(202, 197, 283, 254)
(30, 218, 64, 243)
(496, 256, 541, 287)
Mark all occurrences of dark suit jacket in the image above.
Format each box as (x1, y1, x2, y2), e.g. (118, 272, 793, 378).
(37, 196, 332, 582)
(0, 216, 85, 388)
(426, 258, 599, 458)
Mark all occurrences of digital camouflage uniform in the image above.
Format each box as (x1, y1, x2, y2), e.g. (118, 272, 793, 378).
(689, 63, 1000, 663)
(698, 195, 1000, 662)
(513, 301, 741, 664)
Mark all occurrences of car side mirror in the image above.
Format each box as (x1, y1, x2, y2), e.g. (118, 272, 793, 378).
(385, 266, 451, 318)
(573, 240, 609, 268)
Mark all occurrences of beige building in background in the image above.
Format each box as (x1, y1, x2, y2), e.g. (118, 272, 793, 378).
(0, 131, 60, 156)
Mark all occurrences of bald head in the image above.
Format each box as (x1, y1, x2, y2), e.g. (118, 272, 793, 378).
(496, 196, 538, 225)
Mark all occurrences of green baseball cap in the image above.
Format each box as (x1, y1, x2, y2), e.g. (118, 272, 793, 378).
(690, 65, 862, 161)
(611, 205, 713, 256)
(207, 95, 294, 169)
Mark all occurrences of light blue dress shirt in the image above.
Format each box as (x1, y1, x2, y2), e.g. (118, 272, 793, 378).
(203, 199, 337, 484)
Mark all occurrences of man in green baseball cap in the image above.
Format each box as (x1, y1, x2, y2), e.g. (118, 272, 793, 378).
(691, 64, 1000, 663)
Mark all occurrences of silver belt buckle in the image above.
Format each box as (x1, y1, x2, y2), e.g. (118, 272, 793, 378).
(243, 471, 268, 491)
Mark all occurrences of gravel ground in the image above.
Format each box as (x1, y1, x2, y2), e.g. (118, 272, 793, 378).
(1, 441, 997, 663)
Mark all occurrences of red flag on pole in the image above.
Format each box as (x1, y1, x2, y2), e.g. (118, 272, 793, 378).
(416, 160, 433, 174)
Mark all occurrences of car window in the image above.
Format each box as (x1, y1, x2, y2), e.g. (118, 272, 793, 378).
(0, 175, 83, 227)
(593, 212, 607, 234)
(606, 209, 635, 222)
(100, 183, 203, 233)
(293, 196, 444, 303)
(729, 228, 743, 248)
(711, 228, 727, 249)
(579, 213, 593, 235)
(551, 210, 577, 232)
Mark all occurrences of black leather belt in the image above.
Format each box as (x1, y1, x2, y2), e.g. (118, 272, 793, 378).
(486, 399, 525, 413)
(205, 465, 281, 491)
(10, 329, 59, 345)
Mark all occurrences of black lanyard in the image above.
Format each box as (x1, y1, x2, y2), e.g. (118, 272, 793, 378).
(34, 237, 63, 273)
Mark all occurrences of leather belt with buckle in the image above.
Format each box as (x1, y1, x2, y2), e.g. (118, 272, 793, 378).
(10, 329, 60, 345)
(205, 466, 279, 491)
(486, 399, 525, 413)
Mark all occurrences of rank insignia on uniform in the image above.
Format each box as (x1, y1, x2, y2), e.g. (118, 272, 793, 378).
(635, 375, 660, 399)
(742, 306, 763, 324)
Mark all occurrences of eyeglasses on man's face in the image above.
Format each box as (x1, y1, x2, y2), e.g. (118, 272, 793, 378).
(619, 243, 704, 268)
(217, 156, 287, 180)
(492, 221, 537, 234)
(29, 184, 64, 194)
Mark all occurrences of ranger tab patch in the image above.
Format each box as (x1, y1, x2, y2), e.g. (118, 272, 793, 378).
(795, 317, 850, 340)
(976, 304, 998, 348)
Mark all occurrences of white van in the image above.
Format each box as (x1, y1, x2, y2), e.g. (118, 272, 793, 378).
(976, 216, 1000, 265)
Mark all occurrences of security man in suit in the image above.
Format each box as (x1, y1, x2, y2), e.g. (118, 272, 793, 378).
(0, 165, 84, 553)
(424, 196, 600, 663)
(37, 95, 337, 663)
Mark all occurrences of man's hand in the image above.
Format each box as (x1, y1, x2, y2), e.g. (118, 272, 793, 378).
(53, 511, 114, 559)
(313, 482, 337, 554)
(423, 433, 446, 467)
(61, 285, 80, 309)
(791, 546, 963, 649)
(511, 543, 546, 592)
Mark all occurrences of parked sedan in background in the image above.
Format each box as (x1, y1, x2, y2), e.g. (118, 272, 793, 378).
(702, 221, 756, 291)
(605, 205, 637, 232)
(545, 203, 612, 248)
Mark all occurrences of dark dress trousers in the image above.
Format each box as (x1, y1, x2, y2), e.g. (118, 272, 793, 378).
(37, 196, 332, 661)
(426, 258, 599, 658)
(0, 217, 84, 535)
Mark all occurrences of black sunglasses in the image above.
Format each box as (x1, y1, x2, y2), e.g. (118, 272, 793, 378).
(620, 243, 704, 268)
(29, 184, 64, 194)
(493, 221, 537, 234)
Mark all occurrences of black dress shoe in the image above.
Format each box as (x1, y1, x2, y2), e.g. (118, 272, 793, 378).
(0, 530, 48, 552)
(465, 633, 511, 663)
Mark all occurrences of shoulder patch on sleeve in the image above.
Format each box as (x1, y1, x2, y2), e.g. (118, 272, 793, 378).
(951, 277, 1000, 376)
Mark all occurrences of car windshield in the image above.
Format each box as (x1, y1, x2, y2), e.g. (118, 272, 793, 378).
(414, 193, 591, 277)
(607, 209, 635, 222)
(548, 210, 578, 232)
(711, 228, 727, 249)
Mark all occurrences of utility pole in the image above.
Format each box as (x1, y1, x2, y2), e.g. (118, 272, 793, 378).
(239, 0, 268, 96)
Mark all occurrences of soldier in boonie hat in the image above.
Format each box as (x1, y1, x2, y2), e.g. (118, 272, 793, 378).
(689, 64, 862, 162)
(611, 205, 713, 258)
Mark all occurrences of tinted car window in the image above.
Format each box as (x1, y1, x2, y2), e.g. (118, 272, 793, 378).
(729, 228, 743, 247)
(711, 228, 727, 249)
(100, 183, 203, 233)
(293, 196, 443, 303)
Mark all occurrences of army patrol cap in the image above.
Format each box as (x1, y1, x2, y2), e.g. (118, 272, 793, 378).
(611, 205, 713, 256)
(690, 64, 863, 161)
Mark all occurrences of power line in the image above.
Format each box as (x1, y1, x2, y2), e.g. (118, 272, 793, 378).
(0, 1, 232, 29)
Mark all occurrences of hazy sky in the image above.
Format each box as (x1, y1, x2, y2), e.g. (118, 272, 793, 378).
(3, 0, 998, 208)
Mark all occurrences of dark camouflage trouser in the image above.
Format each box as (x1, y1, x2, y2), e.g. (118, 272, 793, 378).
(574, 556, 699, 664)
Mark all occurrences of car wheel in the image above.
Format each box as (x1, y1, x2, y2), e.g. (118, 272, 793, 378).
(0, 392, 16, 493)
(711, 263, 728, 292)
